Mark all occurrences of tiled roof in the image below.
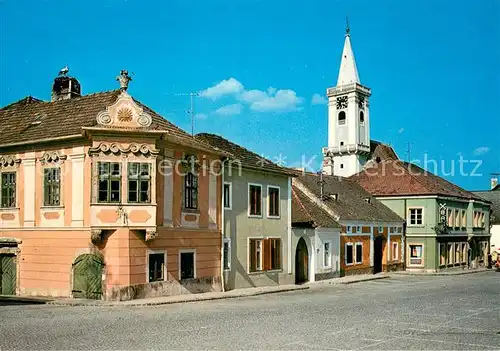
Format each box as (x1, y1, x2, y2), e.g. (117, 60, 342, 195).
(294, 172, 403, 222)
(292, 185, 341, 228)
(0, 90, 214, 152)
(370, 140, 398, 161)
(472, 189, 500, 224)
(195, 133, 294, 176)
(350, 160, 486, 202)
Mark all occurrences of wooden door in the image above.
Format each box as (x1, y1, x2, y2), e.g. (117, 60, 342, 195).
(72, 254, 104, 299)
(0, 254, 16, 295)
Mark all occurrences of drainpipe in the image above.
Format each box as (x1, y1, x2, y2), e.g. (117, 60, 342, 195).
(220, 157, 227, 292)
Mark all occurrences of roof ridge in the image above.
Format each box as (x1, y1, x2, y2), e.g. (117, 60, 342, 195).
(1, 96, 43, 110)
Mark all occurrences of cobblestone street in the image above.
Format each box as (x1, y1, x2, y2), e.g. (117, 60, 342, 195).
(1, 272, 499, 350)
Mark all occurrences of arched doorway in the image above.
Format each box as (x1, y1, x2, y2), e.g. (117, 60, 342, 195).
(374, 236, 384, 274)
(295, 237, 309, 284)
(72, 253, 104, 299)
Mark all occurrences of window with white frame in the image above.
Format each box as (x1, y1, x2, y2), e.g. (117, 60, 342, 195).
(324, 241, 332, 268)
(223, 238, 231, 270)
(179, 250, 195, 280)
(355, 242, 363, 264)
(148, 252, 165, 282)
(345, 243, 353, 265)
(249, 239, 263, 272)
(408, 208, 423, 226)
(97, 162, 121, 203)
(0, 172, 16, 208)
(392, 241, 399, 261)
(248, 184, 262, 216)
(409, 244, 423, 265)
(128, 162, 151, 203)
(267, 186, 280, 218)
(223, 182, 232, 209)
(43, 168, 61, 206)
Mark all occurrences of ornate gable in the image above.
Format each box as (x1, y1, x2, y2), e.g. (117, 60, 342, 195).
(96, 91, 152, 129)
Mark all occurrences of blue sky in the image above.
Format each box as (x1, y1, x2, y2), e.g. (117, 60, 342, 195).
(1, 0, 499, 190)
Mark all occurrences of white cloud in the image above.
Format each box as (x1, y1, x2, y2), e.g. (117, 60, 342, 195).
(397, 127, 405, 134)
(473, 147, 490, 156)
(194, 113, 208, 120)
(200, 78, 244, 100)
(201, 78, 303, 113)
(239, 89, 268, 103)
(311, 93, 327, 105)
(215, 103, 243, 116)
(249, 89, 303, 112)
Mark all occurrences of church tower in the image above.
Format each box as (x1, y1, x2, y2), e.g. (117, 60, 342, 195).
(322, 25, 371, 177)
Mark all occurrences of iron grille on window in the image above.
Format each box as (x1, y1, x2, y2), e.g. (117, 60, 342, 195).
(184, 172, 198, 209)
(98, 162, 121, 203)
(1, 172, 16, 208)
(128, 163, 151, 203)
(44, 168, 61, 206)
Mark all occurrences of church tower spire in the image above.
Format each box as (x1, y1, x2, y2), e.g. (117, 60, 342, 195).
(322, 22, 372, 177)
(337, 23, 360, 86)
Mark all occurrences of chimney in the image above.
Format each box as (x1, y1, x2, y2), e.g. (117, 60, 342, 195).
(492, 175, 499, 190)
(51, 66, 81, 101)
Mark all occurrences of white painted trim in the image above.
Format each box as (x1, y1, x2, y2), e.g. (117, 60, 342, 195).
(323, 240, 333, 268)
(146, 250, 167, 283)
(355, 242, 363, 264)
(223, 181, 232, 210)
(247, 182, 263, 218)
(345, 242, 354, 266)
(407, 206, 425, 227)
(392, 241, 399, 261)
(178, 249, 196, 280)
(407, 243, 425, 267)
(266, 185, 281, 219)
(247, 237, 264, 273)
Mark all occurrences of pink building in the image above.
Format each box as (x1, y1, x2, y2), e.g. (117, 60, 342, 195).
(0, 70, 224, 300)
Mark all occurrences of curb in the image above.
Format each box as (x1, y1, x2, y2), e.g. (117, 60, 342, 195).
(307, 274, 390, 287)
(0, 295, 51, 304)
(390, 269, 491, 276)
(340, 275, 390, 284)
(47, 286, 309, 307)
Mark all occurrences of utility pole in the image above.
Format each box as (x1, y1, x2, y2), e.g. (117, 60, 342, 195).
(175, 92, 200, 137)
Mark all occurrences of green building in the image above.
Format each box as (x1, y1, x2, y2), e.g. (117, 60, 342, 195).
(351, 161, 491, 272)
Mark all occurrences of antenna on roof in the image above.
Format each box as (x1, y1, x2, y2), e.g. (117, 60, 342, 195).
(175, 92, 200, 137)
(406, 141, 413, 162)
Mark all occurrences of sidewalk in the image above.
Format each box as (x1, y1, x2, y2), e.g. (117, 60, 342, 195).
(390, 268, 491, 276)
(48, 284, 309, 307)
(308, 273, 390, 287)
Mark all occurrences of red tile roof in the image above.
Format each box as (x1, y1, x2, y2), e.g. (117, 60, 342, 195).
(350, 160, 485, 201)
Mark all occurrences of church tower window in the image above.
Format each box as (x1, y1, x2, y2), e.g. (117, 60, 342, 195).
(360, 111, 365, 124)
(338, 111, 346, 125)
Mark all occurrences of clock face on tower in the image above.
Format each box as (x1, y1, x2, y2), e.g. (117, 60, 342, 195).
(336, 96, 348, 109)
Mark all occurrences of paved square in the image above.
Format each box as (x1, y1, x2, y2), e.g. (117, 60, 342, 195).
(1, 272, 499, 350)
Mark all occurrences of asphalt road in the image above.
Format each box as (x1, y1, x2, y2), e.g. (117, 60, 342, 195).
(1, 272, 499, 350)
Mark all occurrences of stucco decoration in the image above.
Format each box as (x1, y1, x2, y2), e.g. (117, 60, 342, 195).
(91, 229, 103, 245)
(88, 142, 159, 156)
(96, 90, 152, 128)
(0, 155, 21, 168)
(145, 229, 157, 241)
(39, 151, 67, 165)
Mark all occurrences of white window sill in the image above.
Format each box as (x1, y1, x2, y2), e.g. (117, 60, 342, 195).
(248, 214, 263, 219)
(267, 215, 281, 220)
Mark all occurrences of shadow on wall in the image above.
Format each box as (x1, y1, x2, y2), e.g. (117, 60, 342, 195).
(106, 276, 222, 301)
